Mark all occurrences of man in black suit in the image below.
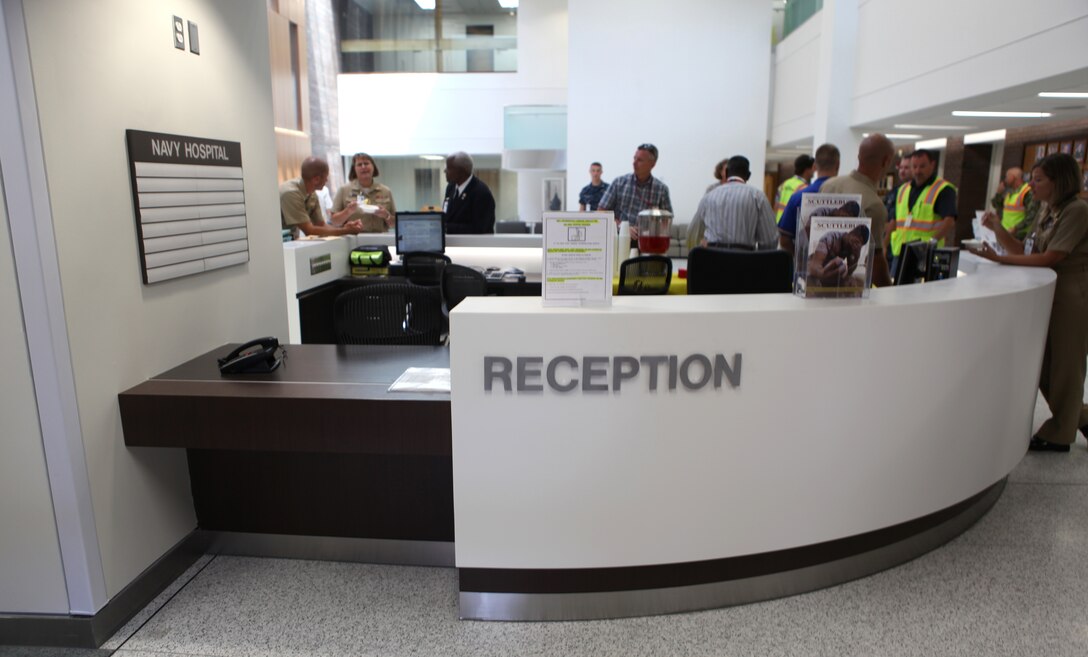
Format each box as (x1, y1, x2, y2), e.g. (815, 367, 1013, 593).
(443, 151, 496, 234)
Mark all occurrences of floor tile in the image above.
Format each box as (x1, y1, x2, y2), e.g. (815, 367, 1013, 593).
(101, 554, 214, 651)
(1008, 443, 1088, 485)
(106, 386, 1088, 656)
(952, 480, 1088, 547)
(113, 653, 206, 657)
(116, 534, 1088, 657)
(0, 649, 113, 657)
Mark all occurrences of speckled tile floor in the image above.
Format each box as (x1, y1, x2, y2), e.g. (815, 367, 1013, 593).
(84, 394, 1088, 656)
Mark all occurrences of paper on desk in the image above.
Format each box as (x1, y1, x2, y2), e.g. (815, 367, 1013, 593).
(388, 367, 451, 393)
(973, 211, 1006, 255)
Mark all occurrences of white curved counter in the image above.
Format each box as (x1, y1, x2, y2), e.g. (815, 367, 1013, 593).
(449, 256, 1056, 620)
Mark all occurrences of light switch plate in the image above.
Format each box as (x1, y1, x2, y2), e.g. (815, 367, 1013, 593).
(173, 15, 185, 50)
(188, 21, 200, 55)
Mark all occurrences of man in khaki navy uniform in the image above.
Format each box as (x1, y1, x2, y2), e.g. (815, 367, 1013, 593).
(774, 154, 814, 224)
(890, 149, 957, 271)
(280, 157, 363, 239)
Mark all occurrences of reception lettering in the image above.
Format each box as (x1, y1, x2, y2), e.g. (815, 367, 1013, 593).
(484, 354, 741, 393)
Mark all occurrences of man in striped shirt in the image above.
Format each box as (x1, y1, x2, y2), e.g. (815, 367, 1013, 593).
(598, 143, 672, 241)
(694, 155, 778, 250)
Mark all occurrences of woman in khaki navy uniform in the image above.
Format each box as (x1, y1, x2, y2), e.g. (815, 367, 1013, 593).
(331, 152, 397, 233)
(972, 153, 1088, 452)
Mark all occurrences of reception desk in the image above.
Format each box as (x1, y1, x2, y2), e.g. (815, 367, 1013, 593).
(122, 256, 1056, 621)
(449, 256, 1056, 620)
(119, 344, 456, 566)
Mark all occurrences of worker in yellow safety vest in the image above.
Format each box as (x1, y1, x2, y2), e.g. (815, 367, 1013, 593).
(988, 167, 1035, 239)
(774, 154, 814, 224)
(890, 149, 958, 261)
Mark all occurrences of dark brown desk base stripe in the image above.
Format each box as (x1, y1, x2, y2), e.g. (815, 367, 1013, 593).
(188, 449, 454, 541)
(460, 481, 1000, 594)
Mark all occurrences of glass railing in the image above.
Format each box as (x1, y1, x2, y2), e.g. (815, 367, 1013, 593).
(338, 0, 517, 73)
(782, 0, 822, 40)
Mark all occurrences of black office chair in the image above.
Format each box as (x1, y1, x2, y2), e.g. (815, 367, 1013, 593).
(400, 251, 451, 286)
(333, 283, 446, 345)
(442, 264, 489, 311)
(618, 255, 672, 295)
(686, 247, 793, 295)
(495, 221, 529, 234)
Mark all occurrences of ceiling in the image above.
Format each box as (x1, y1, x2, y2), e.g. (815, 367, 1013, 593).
(768, 68, 1088, 163)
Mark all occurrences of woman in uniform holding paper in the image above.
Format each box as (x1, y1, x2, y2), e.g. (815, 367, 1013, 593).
(972, 153, 1088, 452)
(331, 152, 397, 233)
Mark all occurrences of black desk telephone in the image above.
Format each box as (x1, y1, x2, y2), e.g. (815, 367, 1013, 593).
(484, 267, 526, 282)
(217, 337, 284, 375)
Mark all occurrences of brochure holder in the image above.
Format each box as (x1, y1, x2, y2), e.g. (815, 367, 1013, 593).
(793, 193, 872, 299)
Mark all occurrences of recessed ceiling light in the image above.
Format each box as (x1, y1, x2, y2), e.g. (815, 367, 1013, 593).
(1038, 92, 1088, 99)
(894, 124, 976, 131)
(951, 111, 1051, 118)
(885, 133, 923, 140)
(414, 0, 435, 9)
(497, 0, 519, 8)
(915, 138, 948, 150)
(964, 129, 1007, 144)
(419, 155, 445, 161)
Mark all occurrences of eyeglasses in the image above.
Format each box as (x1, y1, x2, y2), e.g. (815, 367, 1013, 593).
(637, 143, 658, 159)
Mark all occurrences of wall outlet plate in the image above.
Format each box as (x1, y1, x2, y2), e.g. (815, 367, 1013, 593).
(188, 21, 200, 55)
(173, 15, 185, 50)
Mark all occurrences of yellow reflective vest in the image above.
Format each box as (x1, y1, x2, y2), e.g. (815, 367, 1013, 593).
(1002, 183, 1031, 232)
(891, 178, 956, 257)
(775, 175, 807, 224)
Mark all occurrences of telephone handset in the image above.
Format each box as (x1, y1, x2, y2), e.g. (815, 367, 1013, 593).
(217, 337, 284, 375)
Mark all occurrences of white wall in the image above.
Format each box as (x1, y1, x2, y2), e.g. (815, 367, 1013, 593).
(0, 176, 69, 614)
(567, 0, 773, 224)
(19, 0, 285, 602)
(854, 0, 1088, 124)
(769, 13, 821, 147)
(770, 0, 1088, 143)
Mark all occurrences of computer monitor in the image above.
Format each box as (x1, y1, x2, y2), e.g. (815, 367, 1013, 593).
(894, 240, 933, 286)
(395, 212, 445, 255)
(925, 247, 960, 282)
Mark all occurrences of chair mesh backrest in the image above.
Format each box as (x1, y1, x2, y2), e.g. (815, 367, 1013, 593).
(401, 251, 450, 286)
(687, 247, 793, 295)
(333, 283, 445, 345)
(618, 256, 672, 295)
(442, 264, 488, 311)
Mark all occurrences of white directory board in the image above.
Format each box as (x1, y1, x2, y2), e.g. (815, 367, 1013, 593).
(126, 129, 248, 284)
(541, 211, 613, 307)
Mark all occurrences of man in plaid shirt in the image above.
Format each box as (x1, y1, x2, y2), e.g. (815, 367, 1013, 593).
(598, 143, 673, 241)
